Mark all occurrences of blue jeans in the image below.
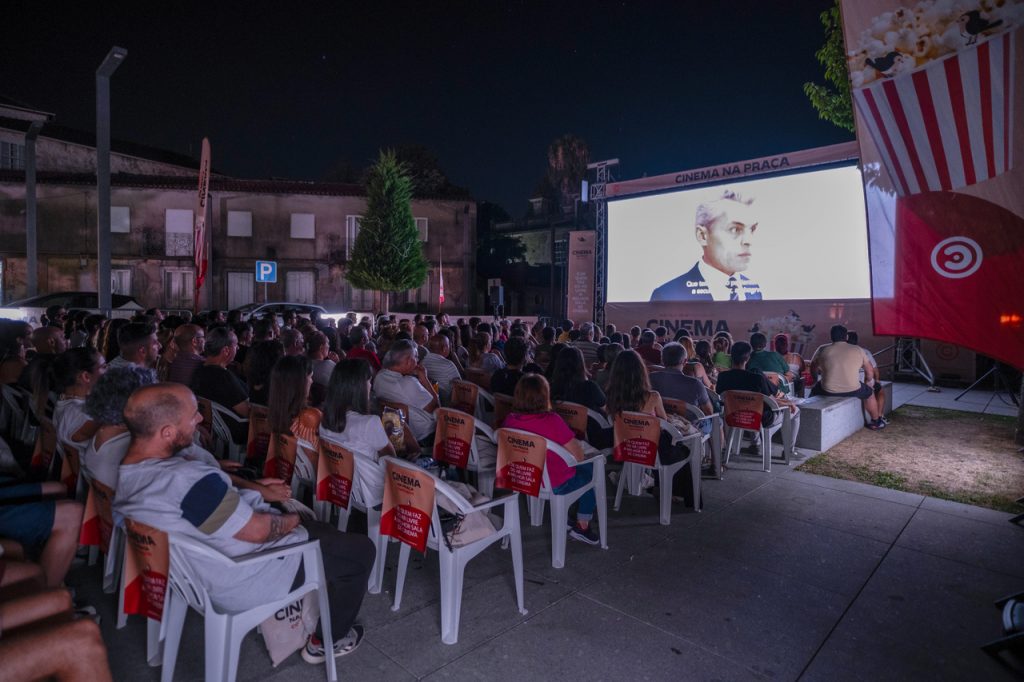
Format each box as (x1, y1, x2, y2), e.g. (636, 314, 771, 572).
(552, 463, 595, 522)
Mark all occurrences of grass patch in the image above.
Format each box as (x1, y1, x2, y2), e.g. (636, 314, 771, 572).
(798, 405, 1024, 514)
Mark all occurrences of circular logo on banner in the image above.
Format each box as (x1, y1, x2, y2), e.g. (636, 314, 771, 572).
(935, 344, 958, 361)
(930, 237, 983, 279)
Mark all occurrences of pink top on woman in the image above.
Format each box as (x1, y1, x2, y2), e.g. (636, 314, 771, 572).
(501, 412, 576, 488)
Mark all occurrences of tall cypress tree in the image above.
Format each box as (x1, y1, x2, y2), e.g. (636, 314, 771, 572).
(347, 150, 428, 310)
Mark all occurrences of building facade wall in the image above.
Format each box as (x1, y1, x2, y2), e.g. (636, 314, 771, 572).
(0, 128, 196, 177)
(0, 180, 477, 313)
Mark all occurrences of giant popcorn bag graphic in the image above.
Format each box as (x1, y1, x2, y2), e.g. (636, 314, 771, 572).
(849, 1, 1022, 195)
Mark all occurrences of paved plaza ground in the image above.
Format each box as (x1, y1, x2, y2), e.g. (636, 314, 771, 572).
(76, 383, 1024, 681)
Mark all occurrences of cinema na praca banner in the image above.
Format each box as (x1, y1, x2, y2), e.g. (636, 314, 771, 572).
(840, 0, 1024, 369)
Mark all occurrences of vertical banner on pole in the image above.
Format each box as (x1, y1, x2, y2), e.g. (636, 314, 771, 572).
(193, 138, 211, 313)
(839, 2, 1024, 368)
(566, 230, 596, 323)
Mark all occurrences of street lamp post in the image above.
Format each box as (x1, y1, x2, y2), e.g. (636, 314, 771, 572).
(96, 46, 127, 314)
(25, 120, 43, 298)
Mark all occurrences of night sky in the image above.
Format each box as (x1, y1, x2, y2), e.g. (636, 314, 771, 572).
(5, 1, 851, 215)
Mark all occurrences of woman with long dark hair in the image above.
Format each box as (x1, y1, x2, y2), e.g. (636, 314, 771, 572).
(50, 348, 106, 460)
(468, 332, 504, 374)
(320, 359, 416, 503)
(245, 339, 284, 405)
(549, 346, 606, 413)
(267, 355, 321, 451)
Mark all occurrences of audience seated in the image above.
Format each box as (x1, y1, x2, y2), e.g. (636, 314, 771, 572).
(810, 325, 884, 430)
(502, 374, 599, 545)
(307, 331, 338, 394)
(0, 472, 83, 588)
(113, 383, 375, 663)
(775, 334, 806, 395)
(190, 326, 250, 443)
(105, 323, 160, 371)
(82, 366, 158, 490)
(245, 339, 285, 406)
(592, 343, 623, 393)
(747, 332, 794, 394)
(711, 333, 732, 371)
(847, 330, 884, 415)
(268, 355, 322, 452)
(489, 336, 539, 397)
(18, 326, 67, 393)
(572, 323, 602, 367)
(167, 324, 206, 386)
(347, 326, 382, 373)
(0, 320, 32, 385)
(280, 328, 305, 357)
(372, 340, 439, 442)
(635, 330, 662, 365)
(422, 334, 463, 404)
(468, 332, 505, 374)
(650, 343, 714, 422)
(50, 349, 106, 461)
(532, 326, 556, 370)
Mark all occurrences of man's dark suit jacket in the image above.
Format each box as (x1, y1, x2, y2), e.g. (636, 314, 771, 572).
(649, 262, 763, 302)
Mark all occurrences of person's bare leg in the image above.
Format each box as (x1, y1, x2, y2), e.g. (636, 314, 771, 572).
(0, 618, 113, 682)
(40, 481, 68, 498)
(0, 538, 26, 560)
(38, 500, 84, 588)
(0, 587, 72, 634)
(0, 560, 45, 599)
(863, 394, 881, 421)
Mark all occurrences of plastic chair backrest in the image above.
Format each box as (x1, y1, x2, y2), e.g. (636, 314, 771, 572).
(553, 401, 588, 440)
(30, 416, 58, 472)
(123, 518, 171, 621)
(661, 397, 689, 418)
(465, 368, 491, 391)
(316, 439, 355, 509)
(721, 390, 765, 430)
(380, 458, 437, 553)
(493, 426, 577, 497)
(433, 407, 477, 469)
(493, 393, 513, 427)
(247, 405, 272, 464)
(196, 397, 214, 434)
(612, 411, 660, 467)
(450, 380, 479, 415)
(264, 432, 298, 482)
(80, 477, 116, 553)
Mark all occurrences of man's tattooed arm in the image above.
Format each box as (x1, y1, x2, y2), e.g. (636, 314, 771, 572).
(233, 512, 300, 543)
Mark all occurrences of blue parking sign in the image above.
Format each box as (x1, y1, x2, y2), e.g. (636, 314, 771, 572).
(255, 261, 277, 283)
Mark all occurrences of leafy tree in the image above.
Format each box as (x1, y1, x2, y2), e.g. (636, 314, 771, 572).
(477, 232, 527, 278)
(803, 0, 854, 133)
(347, 150, 428, 310)
(546, 134, 591, 213)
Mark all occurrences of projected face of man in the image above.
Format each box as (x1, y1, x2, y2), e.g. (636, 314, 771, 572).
(695, 200, 759, 276)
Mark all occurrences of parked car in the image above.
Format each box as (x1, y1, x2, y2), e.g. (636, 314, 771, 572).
(233, 302, 347, 325)
(0, 292, 144, 326)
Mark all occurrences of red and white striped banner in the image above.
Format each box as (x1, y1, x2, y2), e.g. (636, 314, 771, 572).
(853, 30, 1016, 196)
(194, 138, 211, 306)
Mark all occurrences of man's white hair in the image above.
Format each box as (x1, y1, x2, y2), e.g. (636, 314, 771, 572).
(695, 189, 754, 230)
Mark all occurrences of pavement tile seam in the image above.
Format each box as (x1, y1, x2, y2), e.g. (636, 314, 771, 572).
(416, 589, 582, 680)
(780, 471, 925, 509)
(571, 591, 770, 680)
(794, 500, 924, 681)
(361, 640, 419, 681)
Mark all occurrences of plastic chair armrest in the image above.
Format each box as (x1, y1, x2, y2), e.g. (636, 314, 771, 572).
(228, 538, 321, 567)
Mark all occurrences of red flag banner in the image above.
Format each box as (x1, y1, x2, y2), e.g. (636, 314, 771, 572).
(612, 412, 660, 467)
(438, 254, 445, 305)
(495, 427, 548, 497)
(193, 137, 211, 309)
(123, 519, 169, 621)
(380, 463, 435, 553)
(840, 1, 1024, 368)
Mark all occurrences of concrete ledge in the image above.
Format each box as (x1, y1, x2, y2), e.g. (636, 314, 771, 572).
(796, 382, 893, 451)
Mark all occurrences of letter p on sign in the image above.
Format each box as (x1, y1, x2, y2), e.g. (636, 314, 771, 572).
(256, 260, 277, 283)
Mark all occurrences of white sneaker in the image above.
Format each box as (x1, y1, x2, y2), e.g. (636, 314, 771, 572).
(301, 626, 364, 663)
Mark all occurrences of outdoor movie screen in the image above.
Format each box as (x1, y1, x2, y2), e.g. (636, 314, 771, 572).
(606, 165, 870, 303)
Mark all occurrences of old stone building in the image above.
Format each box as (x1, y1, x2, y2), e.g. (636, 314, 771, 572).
(0, 99, 477, 313)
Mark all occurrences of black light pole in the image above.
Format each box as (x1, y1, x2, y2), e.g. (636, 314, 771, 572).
(96, 46, 127, 314)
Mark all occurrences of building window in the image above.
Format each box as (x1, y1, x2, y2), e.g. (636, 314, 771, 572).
(227, 210, 252, 237)
(345, 215, 362, 258)
(111, 206, 130, 233)
(291, 213, 315, 239)
(227, 272, 254, 309)
(0, 142, 25, 170)
(165, 209, 194, 256)
(415, 217, 428, 241)
(111, 268, 132, 295)
(163, 268, 194, 309)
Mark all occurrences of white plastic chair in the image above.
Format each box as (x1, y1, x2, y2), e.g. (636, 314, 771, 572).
(612, 417, 703, 525)
(208, 400, 249, 463)
(501, 429, 608, 568)
(662, 398, 723, 479)
(315, 435, 390, 595)
(159, 533, 337, 682)
(721, 390, 786, 472)
(433, 407, 498, 497)
(385, 456, 526, 644)
(293, 438, 321, 510)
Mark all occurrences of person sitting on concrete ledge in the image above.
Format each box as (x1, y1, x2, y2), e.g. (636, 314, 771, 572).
(810, 325, 885, 431)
